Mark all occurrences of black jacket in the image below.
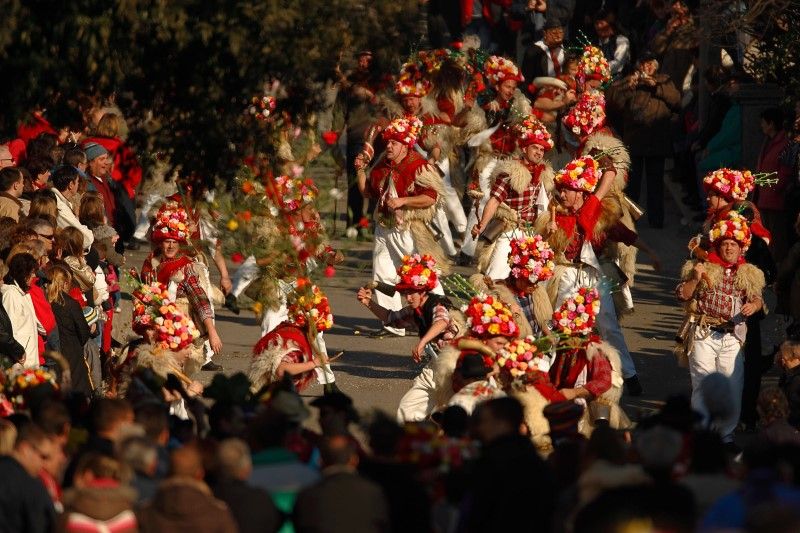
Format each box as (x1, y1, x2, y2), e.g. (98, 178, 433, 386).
(212, 477, 283, 533)
(0, 456, 56, 533)
(50, 291, 92, 395)
(0, 300, 25, 364)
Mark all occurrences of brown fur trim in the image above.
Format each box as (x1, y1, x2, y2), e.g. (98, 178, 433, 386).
(135, 343, 203, 381)
(511, 387, 553, 451)
(377, 94, 404, 118)
(476, 240, 497, 273)
(594, 196, 624, 239)
(469, 274, 534, 338)
(736, 263, 766, 300)
(545, 264, 570, 307)
(530, 285, 554, 333)
(431, 343, 461, 408)
(492, 159, 532, 194)
(582, 132, 630, 192)
(248, 338, 301, 393)
(409, 220, 452, 275)
(584, 340, 630, 430)
(461, 106, 488, 139)
(509, 90, 532, 124)
(540, 163, 555, 195)
(494, 202, 519, 226)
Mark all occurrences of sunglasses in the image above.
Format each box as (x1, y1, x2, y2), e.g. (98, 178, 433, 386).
(36, 232, 55, 241)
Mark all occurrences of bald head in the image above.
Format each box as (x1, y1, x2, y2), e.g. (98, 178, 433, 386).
(320, 435, 357, 469)
(170, 443, 204, 480)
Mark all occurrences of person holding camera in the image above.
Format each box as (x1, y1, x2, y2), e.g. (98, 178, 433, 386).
(607, 53, 680, 229)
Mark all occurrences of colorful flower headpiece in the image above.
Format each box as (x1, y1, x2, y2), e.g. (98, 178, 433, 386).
(462, 294, 519, 339)
(552, 287, 601, 337)
(514, 115, 554, 150)
(382, 116, 423, 146)
(702, 168, 755, 202)
(554, 155, 601, 193)
(563, 91, 606, 138)
(496, 335, 550, 384)
(577, 45, 612, 85)
(484, 55, 524, 87)
(395, 254, 438, 292)
(150, 201, 191, 243)
(287, 281, 334, 333)
(247, 95, 277, 120)
(507, 235, 555, 285)
(3, 368, 59, 411)
(272, 175, 318, 212)
(395, 62, 432, 97)
(709, 211, 752, 251)
(396, 422, 478, 472)
(132, 280, 201, 351)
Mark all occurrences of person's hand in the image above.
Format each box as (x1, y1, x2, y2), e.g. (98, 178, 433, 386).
(357, 287, 373, 306)
(111, 234, 120, 244)
(487, 100, 501, 112)
(386, 197, 406, 210)
(559, 388, 578, 400)
(742, 301, 761, 317)
(162, 387, 182, 403)
(208, 330, 223, 354)
(412, 342, 425, 363)
(564, 90, 577, 105)
(187, 381, 204, 396)
(471, 223, 482, 238)
(692, 262, 705, 281)
(640, 75, 657, 87)
(219, 276, 232, 294)
(546, 220, 558, 235)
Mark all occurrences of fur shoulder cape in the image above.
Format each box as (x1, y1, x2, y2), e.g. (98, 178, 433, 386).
(248, 334, 304, 393)
(582, 339, 630, 433)
(680, 260, 766, 301)
(582, 131, 630, 193)
(490, 159, 555, 195)
(402, 163, 452, 274)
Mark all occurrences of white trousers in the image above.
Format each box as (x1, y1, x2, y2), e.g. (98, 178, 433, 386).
(688, 330, 743, 442)
(433, 159, 468, 257)
(555, 265, 637, 379)
(231, 255, 259, 298)
(133, 193, 163, 240)
(483, 229, 519, 280)
(460, 159, 497, 257)
(373, 226, 416, 336)
(397, 365, 437, 423)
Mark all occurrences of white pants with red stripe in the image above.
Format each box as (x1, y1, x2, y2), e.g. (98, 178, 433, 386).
(688, 329, 744, 442)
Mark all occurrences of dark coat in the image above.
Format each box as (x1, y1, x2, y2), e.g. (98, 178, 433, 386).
(607, 73, 681, 157)
(462, 434, 556, 532)
(359, 459, 433, 533)
(212, 477, 283, 533)
(0, 456, 56, 533)
(521, 43, 564, 85)
(292, 470, 390, 533)
(136, 477, 237, 533)
(50, 291, 92, 395)
(781, 365, 800, 430)
(0, 300, 25, 363)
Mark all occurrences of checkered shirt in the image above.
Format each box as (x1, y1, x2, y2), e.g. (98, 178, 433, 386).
(514, 292, 543, 336)
(490, 173, 541, 224)
(696, 267, 744, 321)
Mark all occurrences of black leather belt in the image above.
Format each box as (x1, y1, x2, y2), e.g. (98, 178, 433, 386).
(710, 324, 735, 334)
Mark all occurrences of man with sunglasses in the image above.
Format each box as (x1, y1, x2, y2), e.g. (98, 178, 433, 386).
(0, 424, 57, 533)
(28, 218, 56, 254)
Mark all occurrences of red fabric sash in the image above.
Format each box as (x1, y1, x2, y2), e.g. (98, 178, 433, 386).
(705, 250, 745, 269)
(154, 256, 194, 285)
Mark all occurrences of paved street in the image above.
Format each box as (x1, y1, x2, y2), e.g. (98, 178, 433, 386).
(115, 184, 785, 425)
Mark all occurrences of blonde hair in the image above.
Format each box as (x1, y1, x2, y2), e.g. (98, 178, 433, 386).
(0, 419, 17, 455)
(6, 242, 36, 263)
(60, 226, 85, 257)
(95, 113, 121, 138)
(45, 264, 72, 306)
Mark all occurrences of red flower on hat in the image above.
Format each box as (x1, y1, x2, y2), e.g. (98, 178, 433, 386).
(395, 254, 438, 292)
(484, 55, 524, 87)
(507, 235, 555, 285)
(463, 294, 519, 339)
(513, 115, 553, 150)
(709, 211, 752, 251)
(552, 287, 601, 337)
(702, 168, 755, 202)
(150, 201, 191, 244)
(563, 91, 606, 138)
(554, 155, 601, 193)
(382, 117, 423, 147)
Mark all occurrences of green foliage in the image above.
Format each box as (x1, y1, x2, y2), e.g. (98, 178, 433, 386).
(0, 0, 421, 182)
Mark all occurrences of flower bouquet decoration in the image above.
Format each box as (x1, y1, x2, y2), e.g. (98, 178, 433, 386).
(552, 287, 601, 338)
(396, 254, 439, 292)
(507, 235, 555, 285)
(287, 279, 334, 335)
(562, 91, 606, 137)
(4, 367, 59, 412)
(462, 294, 519, 339)
(577, 45, 611, 85)
(554, 155, 602, 193)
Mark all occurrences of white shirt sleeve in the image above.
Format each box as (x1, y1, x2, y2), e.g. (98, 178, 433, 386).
(609, 35, 631, 76)
(55, 191, 95, 249)
(94, 266, 109, 304)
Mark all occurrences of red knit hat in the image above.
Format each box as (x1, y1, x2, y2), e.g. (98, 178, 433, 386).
(150, 201, 191, 243)
(382, 117, 423, 146)
(395, 254, 438, 292)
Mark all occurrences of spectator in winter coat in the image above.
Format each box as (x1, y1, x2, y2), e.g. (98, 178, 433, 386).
(1, 253, 43, 368)
(0, 259, 25, 364)
(83, 113, 142, 200)
(0, 167, 25, 221)
(756, 107, 792, 263)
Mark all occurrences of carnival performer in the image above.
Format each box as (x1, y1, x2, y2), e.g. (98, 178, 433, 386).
(141, 201, 223, 365)
(460, 55, 531, 263)
(355, 116, 448, 337)
(471, 115, 555, 279)
(548, 287, 628, 434)
(119, 278, 205, 419)
(676, 212, 766, 442)
(357, 254, 460, 421)
(575, 45, 613, 94)
(538, 154, 660, 395)
(444, 339, 506, 415)
(249, 281, 339, 394)
(471, 234, 556, 337)
(431, 293, 520, 416)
